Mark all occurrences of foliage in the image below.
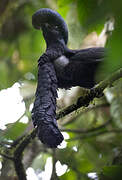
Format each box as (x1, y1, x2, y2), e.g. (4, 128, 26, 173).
(0, 0, 122, 180)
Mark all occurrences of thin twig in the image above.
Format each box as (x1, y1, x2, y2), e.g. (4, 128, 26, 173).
(0, 153, 14, 161)
(10, 134, 26, 148)
(60, 118, 112, 133)
(67, 129, 122, 141)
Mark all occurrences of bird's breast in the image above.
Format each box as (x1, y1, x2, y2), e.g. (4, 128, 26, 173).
(54, 55, 72, 88)
(54, 55, 69, 71)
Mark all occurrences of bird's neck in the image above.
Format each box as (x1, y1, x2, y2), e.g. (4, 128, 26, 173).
(46, 39, 67, 54)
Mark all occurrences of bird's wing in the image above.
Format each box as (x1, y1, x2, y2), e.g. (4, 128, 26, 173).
(32, 61, 63, 148)
(69, 47, 105, 63)
(64, 47, 105, 88)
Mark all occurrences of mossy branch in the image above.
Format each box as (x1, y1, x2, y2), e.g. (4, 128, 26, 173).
(56, 68, 122, 120)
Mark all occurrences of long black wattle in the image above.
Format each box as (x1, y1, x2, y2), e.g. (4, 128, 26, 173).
(32, 54, 64, 148)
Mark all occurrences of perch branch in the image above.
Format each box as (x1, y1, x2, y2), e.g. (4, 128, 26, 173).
(56, 68, 122, 120)
(61, 103, 109, 126)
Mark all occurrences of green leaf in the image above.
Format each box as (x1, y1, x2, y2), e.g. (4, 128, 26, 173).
(77, 0, 107, 33)
(32, 153, 49, 171)
(61, 169, 77, 180)
(4, 122, 28, 140)
(105, 80, 122, 128)
(103, 165, 122, 179)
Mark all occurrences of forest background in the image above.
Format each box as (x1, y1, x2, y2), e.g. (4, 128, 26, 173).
(0, 0, 122, 180)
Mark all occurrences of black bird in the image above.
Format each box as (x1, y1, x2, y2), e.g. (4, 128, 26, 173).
(32, 8, 105, 148)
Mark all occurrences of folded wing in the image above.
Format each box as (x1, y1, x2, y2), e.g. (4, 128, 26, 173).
(64, 47, 105, 88)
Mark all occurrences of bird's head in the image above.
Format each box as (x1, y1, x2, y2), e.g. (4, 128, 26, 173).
(32, 8, 68, 47)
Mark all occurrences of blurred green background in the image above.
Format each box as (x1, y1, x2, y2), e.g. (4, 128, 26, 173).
(0, 0, 122, 179)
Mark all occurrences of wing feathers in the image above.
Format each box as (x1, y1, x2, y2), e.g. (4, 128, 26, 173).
(70, 47, 105, 63)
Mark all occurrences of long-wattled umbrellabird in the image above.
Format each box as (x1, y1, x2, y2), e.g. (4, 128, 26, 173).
(31, 8, 105, 148)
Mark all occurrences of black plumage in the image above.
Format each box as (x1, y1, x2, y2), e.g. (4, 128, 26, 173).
(32, 8, 105, 148)
(32, 58, 63, 148)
